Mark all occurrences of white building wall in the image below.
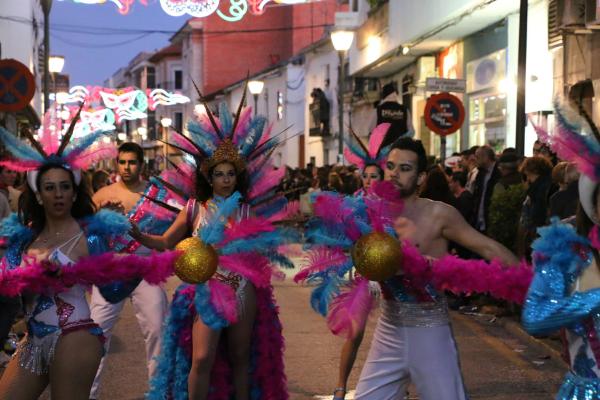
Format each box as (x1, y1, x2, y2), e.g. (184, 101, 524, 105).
(0, 0, 44, 114)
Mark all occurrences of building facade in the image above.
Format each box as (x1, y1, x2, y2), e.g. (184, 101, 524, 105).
(0, 0, 44, 131)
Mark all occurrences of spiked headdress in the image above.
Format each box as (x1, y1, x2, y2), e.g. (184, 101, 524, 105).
(0, 103, 115, 192)
(165, 79, 290, 179)
(344, 123, 391, 170)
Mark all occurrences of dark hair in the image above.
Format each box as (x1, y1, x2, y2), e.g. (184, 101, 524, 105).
(19, 163, 96, 234)
(363, 163, 384, 180)
(118, 142, 144, 164)
(451, 171, 467, 187)
(381, 82, 397, 99)
(478, 145, 496, 162)
(194, 161, 248, 202)
(390, 137, 428, 173)
(420, 165, 455, 206)
(91, 169, 110, 192)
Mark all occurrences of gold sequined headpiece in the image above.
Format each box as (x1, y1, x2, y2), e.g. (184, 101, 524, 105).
(202, 138, 246, 175)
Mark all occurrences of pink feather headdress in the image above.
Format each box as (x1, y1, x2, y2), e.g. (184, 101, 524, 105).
(343, 123, 391, 170)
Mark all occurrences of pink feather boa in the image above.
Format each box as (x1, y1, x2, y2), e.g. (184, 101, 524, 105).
(0, 251, 179, 297)
(400, 241, 533, 305)
(325, 242, 533, 338)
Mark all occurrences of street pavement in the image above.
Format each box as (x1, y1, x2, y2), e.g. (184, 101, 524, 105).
(87, 276, 567, 400)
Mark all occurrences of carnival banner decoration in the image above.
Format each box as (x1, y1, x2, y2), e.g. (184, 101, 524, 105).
(61, 0, 318, 21)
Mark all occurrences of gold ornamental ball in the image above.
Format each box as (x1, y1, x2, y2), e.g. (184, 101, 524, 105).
(352, 232, 402, 281)
(174, 237, 218, 284)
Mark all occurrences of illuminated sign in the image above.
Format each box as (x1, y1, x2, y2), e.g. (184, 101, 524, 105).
(62, 0, 317, 21)
(56, 85, 190, 123)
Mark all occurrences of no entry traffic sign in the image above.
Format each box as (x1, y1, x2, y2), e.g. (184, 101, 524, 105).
(0, 59, 36, 112)
(424, 92, 465, 136)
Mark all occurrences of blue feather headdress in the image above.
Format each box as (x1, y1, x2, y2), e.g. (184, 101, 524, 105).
(0, 103, 115, 192)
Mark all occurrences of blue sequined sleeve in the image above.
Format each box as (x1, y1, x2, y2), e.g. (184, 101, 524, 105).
(522, 220, 600, 335)
(522, 270, 600, 335)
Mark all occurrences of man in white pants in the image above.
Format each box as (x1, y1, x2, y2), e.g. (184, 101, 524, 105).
(89, 143, 168, 399)
(355, 138, 519, 399)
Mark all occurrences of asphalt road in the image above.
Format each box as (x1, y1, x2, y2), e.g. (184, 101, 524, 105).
(87, 277, 566, 400)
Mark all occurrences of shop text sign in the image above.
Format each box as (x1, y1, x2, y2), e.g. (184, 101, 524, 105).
(425, 77, 466, 93)
(424, 92, 465, 136)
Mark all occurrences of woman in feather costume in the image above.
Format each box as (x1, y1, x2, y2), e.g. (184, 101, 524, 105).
(0, 107, 138, 399)
(523, 102, 600, 399)
(136, 83, 294, 400)
(330, 123, 390, 400)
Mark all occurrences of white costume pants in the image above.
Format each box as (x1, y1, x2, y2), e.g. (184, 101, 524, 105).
(355, 310, 468, 400)
(89, 280, 168, 399)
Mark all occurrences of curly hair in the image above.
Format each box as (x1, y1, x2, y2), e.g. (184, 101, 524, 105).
(519, 156, 553, 177)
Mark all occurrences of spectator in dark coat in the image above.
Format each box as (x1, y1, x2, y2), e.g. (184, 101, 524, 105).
(449, 171, 474, 222)
(519, 156, 555, 259)
(471, 145, 501, 233)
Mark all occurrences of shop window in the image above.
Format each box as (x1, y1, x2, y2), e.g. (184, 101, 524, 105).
(468, 94, 507, 151)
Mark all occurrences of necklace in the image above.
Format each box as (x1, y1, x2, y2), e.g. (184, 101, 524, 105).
(39, 227, 67, 244)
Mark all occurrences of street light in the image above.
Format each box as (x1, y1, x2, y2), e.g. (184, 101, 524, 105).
(161, 117, 172, 128)
(137, 126, 148, 141)
(331, 30, 354, 164)
(48, 55, 64, 111)
(49, 56, 64, 74)
(248, 80, 264, 117)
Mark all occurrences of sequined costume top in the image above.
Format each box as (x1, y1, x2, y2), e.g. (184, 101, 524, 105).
(523, 220, 600, 398)
(0, 212, 124, 374)
(18, 233, 103, 374)
(188, 195, 251, 296)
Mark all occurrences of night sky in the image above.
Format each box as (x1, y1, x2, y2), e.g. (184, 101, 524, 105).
(50, 1, 190, 86)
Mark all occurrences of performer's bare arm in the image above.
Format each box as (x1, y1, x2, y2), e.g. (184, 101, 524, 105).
(440, 202, 519, 265)
(132, 209, 188, 251)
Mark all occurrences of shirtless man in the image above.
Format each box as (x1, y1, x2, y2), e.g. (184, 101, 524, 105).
(355, 137, 519, 400)
(89, 142, 168, 400)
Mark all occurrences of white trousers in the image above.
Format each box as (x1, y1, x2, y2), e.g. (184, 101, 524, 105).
(355, 315, 468, 400)
(89, 280, 168, 399)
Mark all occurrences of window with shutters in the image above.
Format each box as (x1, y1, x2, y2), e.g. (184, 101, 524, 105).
(548, 0, 563, 49)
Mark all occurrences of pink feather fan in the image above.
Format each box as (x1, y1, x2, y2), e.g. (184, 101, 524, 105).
(294, 246, 347, 283)
(327, 277, 374, 339)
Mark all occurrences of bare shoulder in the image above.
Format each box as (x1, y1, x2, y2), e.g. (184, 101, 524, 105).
(416, 197, 456, 217)
(93, 182, 122, 203)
